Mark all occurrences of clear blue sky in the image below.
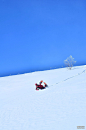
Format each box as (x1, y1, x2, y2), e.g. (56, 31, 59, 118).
(0, 0, 86, 77)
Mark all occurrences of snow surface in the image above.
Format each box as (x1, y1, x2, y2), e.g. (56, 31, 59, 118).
(0, 65, 86, 130)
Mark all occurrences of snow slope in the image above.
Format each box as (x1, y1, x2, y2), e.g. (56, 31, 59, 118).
(0, 65, 86, 130)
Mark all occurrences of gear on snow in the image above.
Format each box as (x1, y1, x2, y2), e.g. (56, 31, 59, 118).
(35, 80, 48, 91)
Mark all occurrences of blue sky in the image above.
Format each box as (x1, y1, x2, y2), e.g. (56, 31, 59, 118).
(0, 0, 86, 77)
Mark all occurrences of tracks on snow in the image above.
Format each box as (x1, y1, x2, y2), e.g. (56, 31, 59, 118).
(49, 69, 86, 87)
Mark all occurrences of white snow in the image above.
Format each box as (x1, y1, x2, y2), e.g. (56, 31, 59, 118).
(0, 65, 86, 130)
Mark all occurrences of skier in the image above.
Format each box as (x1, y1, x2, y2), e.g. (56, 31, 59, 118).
(35, 80, 48, 90)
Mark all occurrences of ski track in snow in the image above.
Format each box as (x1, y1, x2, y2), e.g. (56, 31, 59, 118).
(0, 65, 86, 130)
(50, 68, 86, 87)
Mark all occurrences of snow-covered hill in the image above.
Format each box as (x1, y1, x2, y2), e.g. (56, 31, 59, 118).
(0, 65, 86, 130)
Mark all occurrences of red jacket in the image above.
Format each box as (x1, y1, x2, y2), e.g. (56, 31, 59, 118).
(36, 84, 44, 89)
(35, 83, 45, 90)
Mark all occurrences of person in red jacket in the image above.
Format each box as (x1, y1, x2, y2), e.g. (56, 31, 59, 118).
(35, 80, 48, 90)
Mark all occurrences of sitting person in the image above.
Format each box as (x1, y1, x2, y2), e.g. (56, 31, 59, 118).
(35, 80, 48, 90)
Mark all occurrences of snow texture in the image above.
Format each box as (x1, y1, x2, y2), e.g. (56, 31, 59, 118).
(0, 65, 86, 130)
